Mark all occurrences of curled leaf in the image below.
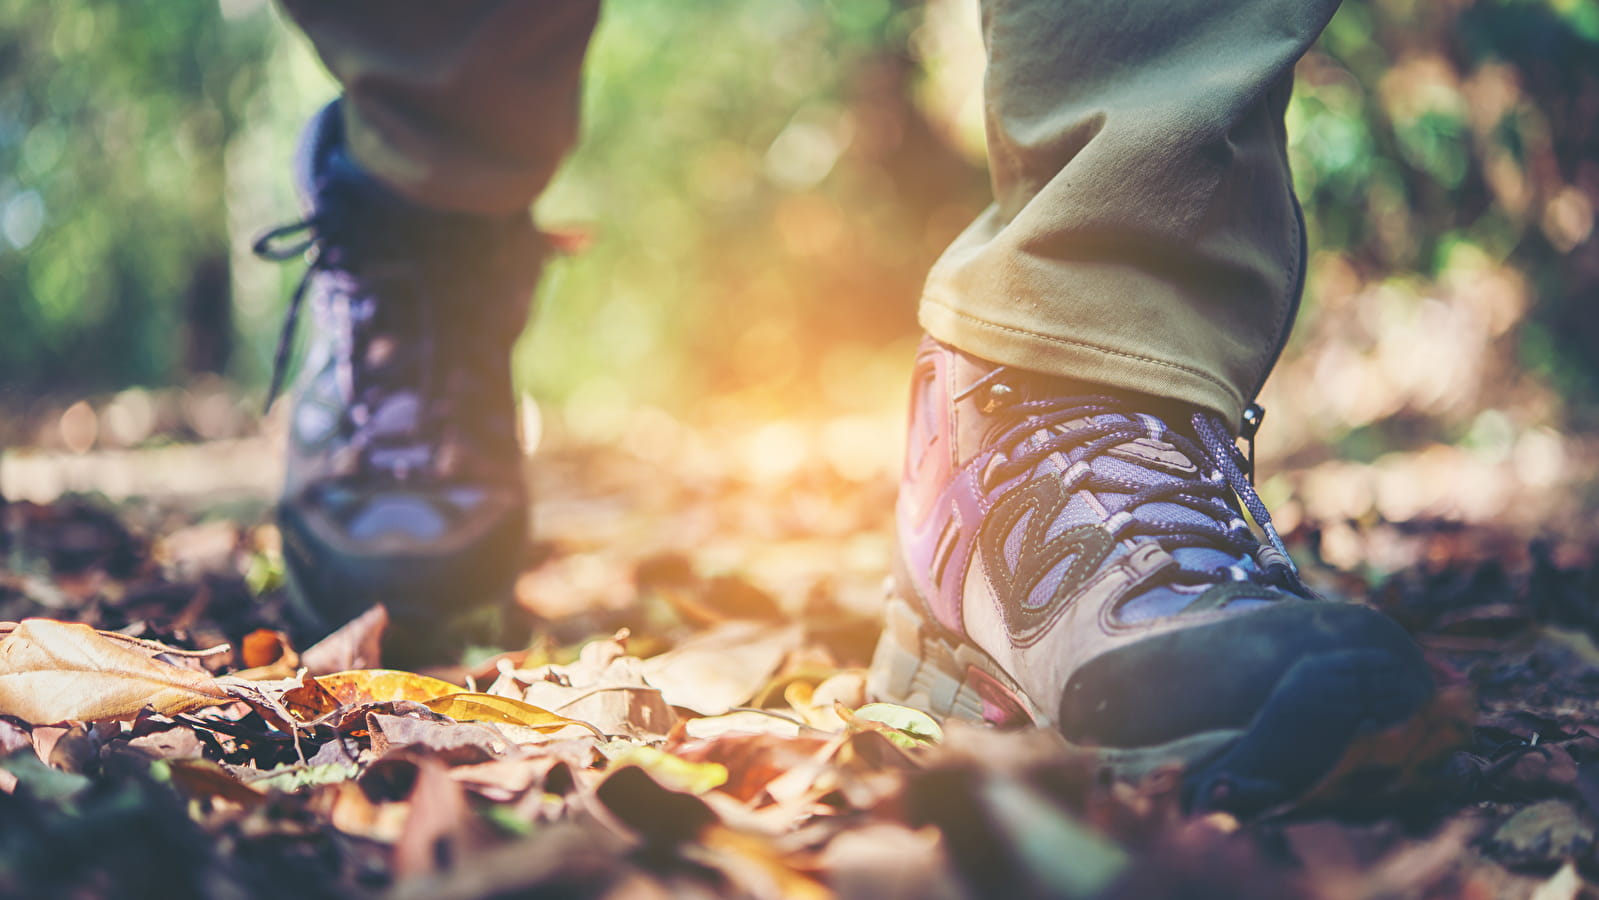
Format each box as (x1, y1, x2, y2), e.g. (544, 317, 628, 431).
(0, 618, 231, 724)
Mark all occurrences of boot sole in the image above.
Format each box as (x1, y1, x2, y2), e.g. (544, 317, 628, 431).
(278, 510, 526, 668)
(282, 561, 519, 668)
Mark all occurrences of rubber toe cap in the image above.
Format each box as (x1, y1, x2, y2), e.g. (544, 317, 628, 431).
(1059, 601, 1433, 752)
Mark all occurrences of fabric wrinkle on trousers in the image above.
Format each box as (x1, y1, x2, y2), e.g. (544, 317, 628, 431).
(921, 0, 1343, 424)
(277, 0, 1340, 426)
(276, 0, 599, 216)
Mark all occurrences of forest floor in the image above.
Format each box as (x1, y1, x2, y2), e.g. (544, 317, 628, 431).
(4, 405, 1599, 900)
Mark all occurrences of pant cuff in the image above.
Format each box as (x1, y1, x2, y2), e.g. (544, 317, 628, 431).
(919, 294, 1249, 425)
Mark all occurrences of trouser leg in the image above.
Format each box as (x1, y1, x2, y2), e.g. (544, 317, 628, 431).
(921, 0, 1341, 424)
(276, 0, 601, 215)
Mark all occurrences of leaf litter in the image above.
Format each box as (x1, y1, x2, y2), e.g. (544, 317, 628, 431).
(6, 448, 1599, 897)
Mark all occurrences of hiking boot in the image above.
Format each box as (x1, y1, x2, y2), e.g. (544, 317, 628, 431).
(868, 338, 1440, 815)
(257, 102, 544, 666)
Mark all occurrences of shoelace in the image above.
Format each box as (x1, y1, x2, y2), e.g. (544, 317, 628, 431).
(254, 216, 450, 480)
(254, 217, 324, 414)
(971, 374, 1298, 587)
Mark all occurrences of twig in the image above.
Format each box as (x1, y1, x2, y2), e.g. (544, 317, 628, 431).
(551, 684, 663, 713)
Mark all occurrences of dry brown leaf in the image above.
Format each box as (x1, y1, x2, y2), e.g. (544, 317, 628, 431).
(391, 757, 490, 877)
(823, 825, 964, 900)
(700, 824, 833, 900)
(240, 629, 295, 669)
(0, 717, 31, 756)
(449, 757, 567, 802)
(683, 710, 805, 741)
(329, 778, 412, 842)
(1531, 862, 1584, 900)
(367, 712, 508, 764)
(0, 618, 231, 724)
(127, 724, 206, 759)
(640, 621, 802, 716)
(166, 758, 267, 810)
(30, 723, 101, 771)
(232, 628, 300, 681)
(674, 731, 834, 803)
(301, 604, 388, 675)
(276, 673, 342, 724)
(592, 764, 719, 845)
(512, 640, 676, 738)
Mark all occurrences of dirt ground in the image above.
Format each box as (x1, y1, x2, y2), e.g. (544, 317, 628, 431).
(4, 419, 1599, 900)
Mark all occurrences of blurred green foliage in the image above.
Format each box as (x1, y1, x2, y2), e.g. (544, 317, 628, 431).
(1286, 0, 1599, 419)
(1, 0, 1596, 437)
(0, 0, 277, 397)
(524, 0, 986, 420)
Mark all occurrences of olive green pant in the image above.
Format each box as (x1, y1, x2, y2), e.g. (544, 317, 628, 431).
(278, 0, 1340, 425)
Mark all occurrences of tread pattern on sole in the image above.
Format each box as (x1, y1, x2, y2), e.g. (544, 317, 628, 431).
(867, 594, 1037, 727)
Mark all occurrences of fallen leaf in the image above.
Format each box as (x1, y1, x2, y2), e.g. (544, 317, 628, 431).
(1489, 799, 1595, 868)
(0, 619, 231, 723)
(387, 822, 626, 900)
(330, 778, 409, 843)
(314, 669, 464, 705)
(515, 643, 676, 738)
(808, 671, 866, 721)
(683, 710, 804, 741)
(247, 761, 362, 793)
(449, 757, 568, 802)
(641, 622, 802, 716)
(908, 767, 1128, 900)
(607, 745, 728, 795)
(844, 703, 943, 749)
(301, 604, 388, 675)
(593, 764, 719, 845)
(0, 750, 92, 803)
(675, 731, 834, 803)
(368, 712, 509, 763)
(823, 824, 964, 900)
(699, 824, 832, 900)
(1531, 861, 1584, 900)
(0, 717, 30, 756)
(127, 725, 206, 760)
(276, 673, 342, 723)
(240, 629, 296, 670)
(391, 757, 491, 877)
(165, 758, 266, 808)
(423, 693, 600, 736)
(1358, 818, 1482, 900)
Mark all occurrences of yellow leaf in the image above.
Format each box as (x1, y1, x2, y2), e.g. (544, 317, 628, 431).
(312, 669, 463, 705)
(701, 825, 833, 900)
(841, 702, 943, 749)
(423, 692, 599, 735)
(0, 619, 231, 724)
(608, 745, 728, 795)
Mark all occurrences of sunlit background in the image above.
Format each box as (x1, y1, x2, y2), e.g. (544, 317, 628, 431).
(3, 0, 1598, 551)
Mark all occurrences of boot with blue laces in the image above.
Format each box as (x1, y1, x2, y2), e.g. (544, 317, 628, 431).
(257, 102, 544, 666)
(869, 337, 1445, 815)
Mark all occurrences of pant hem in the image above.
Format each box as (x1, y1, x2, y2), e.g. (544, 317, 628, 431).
(919, 295, 1248, 424)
